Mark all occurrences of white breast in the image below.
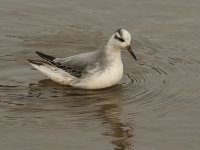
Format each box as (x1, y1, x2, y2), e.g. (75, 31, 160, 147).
(75, 60, 123, 89)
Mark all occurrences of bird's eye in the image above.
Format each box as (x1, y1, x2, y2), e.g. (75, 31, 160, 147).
(114, 35, 125, 42)
(118, 38, 125, 42)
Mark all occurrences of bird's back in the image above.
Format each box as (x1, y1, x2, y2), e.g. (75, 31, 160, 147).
(54, 50, 106, 78)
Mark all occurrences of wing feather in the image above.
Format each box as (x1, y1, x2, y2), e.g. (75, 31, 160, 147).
(35, 50, 101, 78)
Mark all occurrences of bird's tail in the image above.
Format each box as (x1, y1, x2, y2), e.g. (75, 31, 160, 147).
(27, 59, 74, 85)
(35, 51, 56, 65)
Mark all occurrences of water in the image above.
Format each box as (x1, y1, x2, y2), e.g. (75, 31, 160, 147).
(0, 0, 200, 149)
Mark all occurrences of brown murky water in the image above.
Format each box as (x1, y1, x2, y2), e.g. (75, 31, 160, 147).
(1, 0, 200, 149)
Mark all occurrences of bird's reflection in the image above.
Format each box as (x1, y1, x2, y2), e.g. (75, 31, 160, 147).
(28, 79, 134, 150)
(93, 86, 134, 150)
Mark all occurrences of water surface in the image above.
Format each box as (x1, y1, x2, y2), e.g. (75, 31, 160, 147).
(0, 0, 200, 149)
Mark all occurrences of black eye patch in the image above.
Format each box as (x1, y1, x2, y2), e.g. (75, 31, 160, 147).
(114, 35, 125, 42)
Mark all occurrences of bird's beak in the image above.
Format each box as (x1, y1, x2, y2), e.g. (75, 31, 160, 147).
(126, 45, 137, 60)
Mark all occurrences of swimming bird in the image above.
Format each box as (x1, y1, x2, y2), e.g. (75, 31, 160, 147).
(27, 29, 137, 89)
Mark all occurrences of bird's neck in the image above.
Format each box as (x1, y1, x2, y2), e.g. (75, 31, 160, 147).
(102, 43, 122, 63)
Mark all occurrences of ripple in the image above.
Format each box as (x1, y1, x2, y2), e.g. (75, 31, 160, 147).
(1, 47, 200, 119)
(120, 48, 200, 118)
(1, 39, 200, 121)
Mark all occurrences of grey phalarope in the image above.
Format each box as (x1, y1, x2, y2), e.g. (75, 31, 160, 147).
(28, 29, 137, 89)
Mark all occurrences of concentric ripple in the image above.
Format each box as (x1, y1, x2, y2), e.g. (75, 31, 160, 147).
(1, 42, 200, 119)
(1, 33, 200, 150)
(120, 45, 200, 118)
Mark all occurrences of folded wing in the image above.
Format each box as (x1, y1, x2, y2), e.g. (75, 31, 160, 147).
(35, 51, 100, 78)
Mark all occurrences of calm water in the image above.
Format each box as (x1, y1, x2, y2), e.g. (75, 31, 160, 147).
(0, 0, 200, 149)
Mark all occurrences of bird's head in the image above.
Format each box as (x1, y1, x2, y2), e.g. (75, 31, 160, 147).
(109, 28, 137, 60)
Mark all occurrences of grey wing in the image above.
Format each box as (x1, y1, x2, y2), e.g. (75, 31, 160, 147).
(54, 51, 101, 78)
